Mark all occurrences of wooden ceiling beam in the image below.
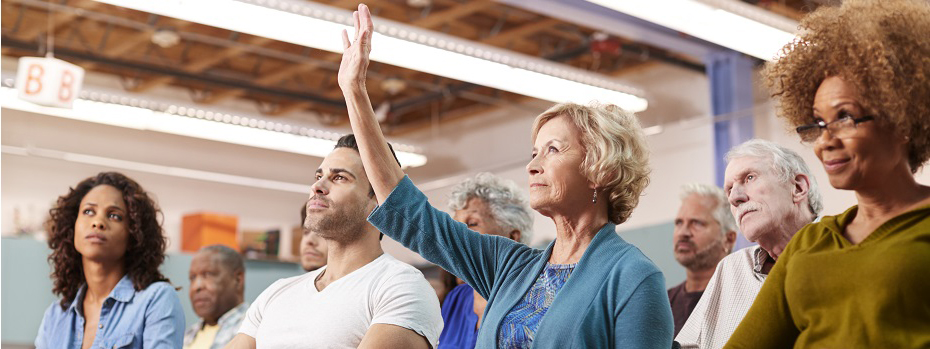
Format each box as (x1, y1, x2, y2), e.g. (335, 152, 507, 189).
(130, 35, 272, 92)
(268, 100, 314, 116)
(410, 1, 494, 28)
(103, 19, 193, 57)
(329, 0, 408, 18)
(16, 0, 98, 41)
(185, 36, 272, 71)
(481, 18, 560, 46)
(756, 2, 805, 20)
(201, 61, 324, 104)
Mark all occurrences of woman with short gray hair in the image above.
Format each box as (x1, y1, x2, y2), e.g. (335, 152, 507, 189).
(447, 173, 533, 244)
(439, 173, 533, 348)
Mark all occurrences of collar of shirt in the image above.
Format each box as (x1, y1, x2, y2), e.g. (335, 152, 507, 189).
(749, 216, 823, 276)
(750, 245, 771, 276)
(188, 302, 249, 334)
(215, 302, 249, 327)
(67, 274, 135, 314)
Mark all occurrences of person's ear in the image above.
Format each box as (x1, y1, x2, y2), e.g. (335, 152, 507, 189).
(792, 173, 811, 205)
(724, 230, 737, 252)
(509, 230, 522, 243)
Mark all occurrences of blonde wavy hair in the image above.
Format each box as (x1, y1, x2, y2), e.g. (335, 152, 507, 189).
(762, 0, 930, 172)
(532, 102, 651, 224)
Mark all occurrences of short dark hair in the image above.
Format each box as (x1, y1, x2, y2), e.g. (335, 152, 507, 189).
(333, 134, 394, 240)
(334, 134, 401, 198)
(199, 244, 244, 275)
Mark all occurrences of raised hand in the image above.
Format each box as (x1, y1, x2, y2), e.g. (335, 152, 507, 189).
(338, 4, 373, 92)
(336, 3, 405, 203)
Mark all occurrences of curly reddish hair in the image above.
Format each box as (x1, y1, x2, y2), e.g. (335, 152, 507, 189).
(46, 172, 170, 309)
(761, 0, 930, 172)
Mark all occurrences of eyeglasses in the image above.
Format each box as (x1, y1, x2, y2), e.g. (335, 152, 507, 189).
(796, 114, 874, 144)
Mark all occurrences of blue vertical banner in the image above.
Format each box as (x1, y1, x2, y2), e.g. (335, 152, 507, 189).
(708, 50, 756, 249)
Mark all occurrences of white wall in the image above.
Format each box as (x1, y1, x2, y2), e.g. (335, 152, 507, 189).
(1, 109, 312, 250)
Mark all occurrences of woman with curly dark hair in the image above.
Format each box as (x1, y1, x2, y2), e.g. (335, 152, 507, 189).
(35, 172, 185, 349)
(725, 0, 930, 348)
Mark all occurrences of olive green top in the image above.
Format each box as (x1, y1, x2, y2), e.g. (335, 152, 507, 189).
(725, 204, 930, 348)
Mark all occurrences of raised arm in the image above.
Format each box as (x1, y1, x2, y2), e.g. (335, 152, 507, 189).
(335, 4, 536, 298)
(337, 4, 404, 204)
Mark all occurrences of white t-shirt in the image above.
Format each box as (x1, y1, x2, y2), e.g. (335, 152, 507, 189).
(239, 253, 442, 348)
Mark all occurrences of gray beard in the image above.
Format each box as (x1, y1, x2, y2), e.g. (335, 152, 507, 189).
(677, 238, 727, 270)
(304, 203, 368, 244)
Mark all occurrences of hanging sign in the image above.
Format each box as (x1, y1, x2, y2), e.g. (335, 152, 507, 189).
(15, 56, 85, 109)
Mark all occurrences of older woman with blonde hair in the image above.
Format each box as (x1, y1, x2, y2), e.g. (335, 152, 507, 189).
(725, 0, 930, 347)
(335, 5, 673, 348)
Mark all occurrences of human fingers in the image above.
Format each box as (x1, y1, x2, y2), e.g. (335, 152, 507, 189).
(353, 11, 361, 42)
(342, 29, 350, 50)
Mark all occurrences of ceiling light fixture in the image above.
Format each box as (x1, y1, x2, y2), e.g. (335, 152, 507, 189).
(0, 85, 428, 167)
(91, 0, 649, 112)
(586, 0, 798, 61)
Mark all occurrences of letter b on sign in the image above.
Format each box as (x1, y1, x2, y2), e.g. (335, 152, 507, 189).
(15, 57, 85, 108)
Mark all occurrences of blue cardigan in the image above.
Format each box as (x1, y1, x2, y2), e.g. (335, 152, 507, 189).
(368, 176, 673, 348)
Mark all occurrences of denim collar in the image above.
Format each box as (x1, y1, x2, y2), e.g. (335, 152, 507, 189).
(68, 274, 135, 314)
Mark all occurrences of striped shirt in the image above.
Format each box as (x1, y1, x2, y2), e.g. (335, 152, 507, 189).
(675, 246, 770, 349)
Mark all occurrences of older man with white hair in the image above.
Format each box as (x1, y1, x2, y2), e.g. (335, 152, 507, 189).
(675, 139, 822, 348)
(669, 183, 738, 336)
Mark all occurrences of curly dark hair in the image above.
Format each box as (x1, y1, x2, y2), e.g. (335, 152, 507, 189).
(761, 0, 930, 172)
(46, 172, 170, 309)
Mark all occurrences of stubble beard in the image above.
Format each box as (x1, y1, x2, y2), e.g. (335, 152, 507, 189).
(676, 238, 727, 271)
(304, 201, 369, 244)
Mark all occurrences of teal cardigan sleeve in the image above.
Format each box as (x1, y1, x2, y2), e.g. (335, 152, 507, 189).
(616, 272, 675, 348)
(368, 175, 538, 299)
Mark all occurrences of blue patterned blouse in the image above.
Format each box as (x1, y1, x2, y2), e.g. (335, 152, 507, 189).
(497, 263, 576, 348)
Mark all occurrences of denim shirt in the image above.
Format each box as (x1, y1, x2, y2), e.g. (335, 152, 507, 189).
(35, 275, 186, 349)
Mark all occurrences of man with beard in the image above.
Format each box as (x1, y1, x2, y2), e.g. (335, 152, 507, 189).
(185, 245, 248, 349)
(669, 183, 737, 336)
(298, 202, 328, 272)
(676, 139, 820, 348)
(225, 135, 442, 349)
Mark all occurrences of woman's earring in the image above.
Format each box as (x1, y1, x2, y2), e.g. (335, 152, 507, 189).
(592, 188, 598, 204)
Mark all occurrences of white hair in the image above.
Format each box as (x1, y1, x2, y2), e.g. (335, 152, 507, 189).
(680, 183, 738, 235)
(447, 173, 534, 244)
(725, 139, 823, 216)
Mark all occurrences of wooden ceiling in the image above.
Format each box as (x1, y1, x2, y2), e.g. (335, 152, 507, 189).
(750, 0, 825, 20)
(2, 0, 812, 134)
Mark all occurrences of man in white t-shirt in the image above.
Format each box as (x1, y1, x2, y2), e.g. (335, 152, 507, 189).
(224, 134, 442, 349)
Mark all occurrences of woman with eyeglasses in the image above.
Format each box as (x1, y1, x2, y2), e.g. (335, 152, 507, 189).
(724, 0, 930, 348)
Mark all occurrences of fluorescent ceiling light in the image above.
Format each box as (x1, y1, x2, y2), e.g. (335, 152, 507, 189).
(587, 0, 798, 61)
(0, 86, 428, 167)
(2, 145, 311, 194)
(92, 0, 648, 112)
